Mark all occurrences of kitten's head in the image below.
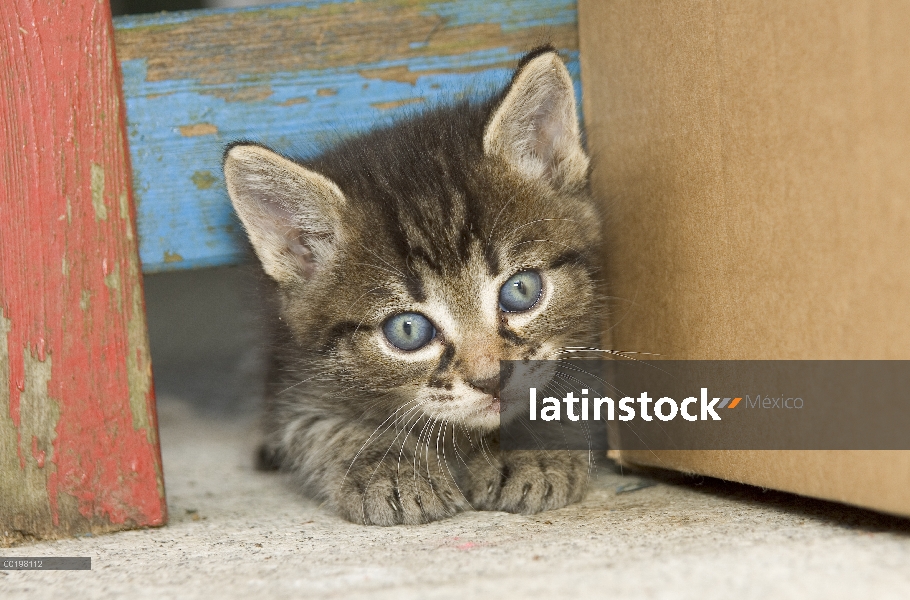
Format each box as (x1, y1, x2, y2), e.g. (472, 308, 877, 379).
(224, 48, 600, 431)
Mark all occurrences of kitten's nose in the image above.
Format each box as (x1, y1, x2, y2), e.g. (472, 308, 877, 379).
(467, 375, 500, 398)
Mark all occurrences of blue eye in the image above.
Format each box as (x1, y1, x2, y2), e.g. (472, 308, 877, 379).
(383, 313, 435, 351)
(499, 271, 543, 312)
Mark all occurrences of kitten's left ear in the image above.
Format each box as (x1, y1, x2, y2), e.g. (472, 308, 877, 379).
(484, 49, 589, 192)
(223, 144, 346, 284)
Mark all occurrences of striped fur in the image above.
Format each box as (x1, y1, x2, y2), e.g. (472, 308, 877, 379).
(224, 48, 601, 525)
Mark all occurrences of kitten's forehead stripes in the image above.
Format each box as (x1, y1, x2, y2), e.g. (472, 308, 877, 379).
(309, 96, 504, 278)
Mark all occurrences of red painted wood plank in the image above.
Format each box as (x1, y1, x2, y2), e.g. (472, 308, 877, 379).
(0, 0, 166, 543)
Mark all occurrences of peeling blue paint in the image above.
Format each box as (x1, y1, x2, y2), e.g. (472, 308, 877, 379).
(424, 0, 577, 31)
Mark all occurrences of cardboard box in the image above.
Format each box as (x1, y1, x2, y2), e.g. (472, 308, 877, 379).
(578, 0, 910, 517)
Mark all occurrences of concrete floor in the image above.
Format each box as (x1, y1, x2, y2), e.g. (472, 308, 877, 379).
(3, 266, 910, 599)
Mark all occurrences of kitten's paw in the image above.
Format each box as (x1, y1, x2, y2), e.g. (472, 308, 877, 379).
(466, 450, 589, 514)
(334, 456, 469, 526)
(463, 452, 508, 510)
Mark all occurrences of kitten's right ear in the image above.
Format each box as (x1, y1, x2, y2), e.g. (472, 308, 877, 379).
(223, 144, 346, 284)
(484, 48, 588, 192)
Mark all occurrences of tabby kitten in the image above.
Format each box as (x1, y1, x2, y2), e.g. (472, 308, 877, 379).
(223, 47, 601, 525)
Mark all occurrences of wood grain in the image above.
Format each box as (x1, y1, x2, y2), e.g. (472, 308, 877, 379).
(112, 0, 580, 272)
(1, 0, 166, 544)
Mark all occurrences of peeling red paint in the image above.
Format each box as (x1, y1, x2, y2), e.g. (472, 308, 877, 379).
(1, 0, 166, 534)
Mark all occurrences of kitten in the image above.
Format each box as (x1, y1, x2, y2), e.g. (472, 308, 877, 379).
(223, 47, 602, 525)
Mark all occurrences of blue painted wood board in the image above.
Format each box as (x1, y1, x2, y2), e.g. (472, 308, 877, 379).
(113, 0, 580, 272)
